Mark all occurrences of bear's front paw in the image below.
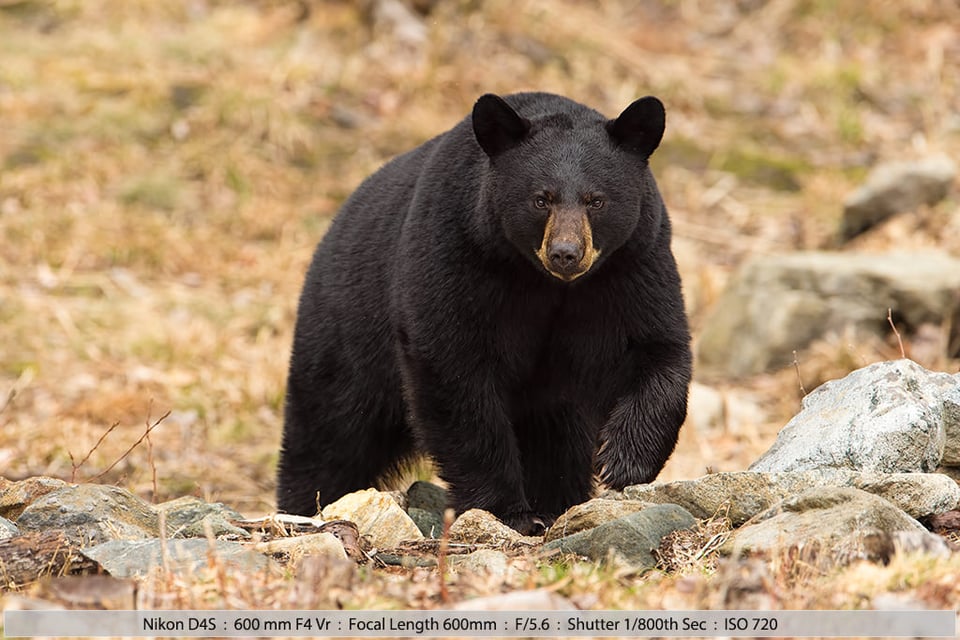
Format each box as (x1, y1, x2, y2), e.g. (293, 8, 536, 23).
(596, 442, 649, 491)
(500, 511, 548, 536)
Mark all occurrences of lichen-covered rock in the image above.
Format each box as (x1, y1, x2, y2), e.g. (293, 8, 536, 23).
(16, 484, 159, 545)
(156, 496, 249, 539)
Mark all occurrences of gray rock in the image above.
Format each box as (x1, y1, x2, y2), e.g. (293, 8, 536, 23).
(624, 469, 960, 525)
(940, 379, 960, 465)
(321, 488, 422, 549)
(0, 515, 19, 540)
(545, 499, 651, 542)
(406, 481, 447, 513)
(156, 496, 249, 539)
(543, 504, 696, 570)
(82, 538, 274, 578)
(841, 154, 957, 239)
(751, 360, 951, 473)
(408, 507, 444, 538)
(697, 253, 960, 377)
(17, 484, 159, 546)
(723, 487, 948, 566)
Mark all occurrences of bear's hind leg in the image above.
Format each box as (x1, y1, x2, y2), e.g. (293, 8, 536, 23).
(277, 377, 411, 516)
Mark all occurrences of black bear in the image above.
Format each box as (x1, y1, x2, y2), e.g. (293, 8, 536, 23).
(277, 92, 692, 535)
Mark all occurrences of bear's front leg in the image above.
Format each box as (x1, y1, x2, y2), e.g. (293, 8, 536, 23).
(596, 341, 691, 490)
(399, 352, 544, 535)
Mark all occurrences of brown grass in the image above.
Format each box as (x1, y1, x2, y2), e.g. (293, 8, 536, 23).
(1, 0, 959, 612)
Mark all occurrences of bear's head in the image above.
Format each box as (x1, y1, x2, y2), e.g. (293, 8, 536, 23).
(473, 93, 665, 282)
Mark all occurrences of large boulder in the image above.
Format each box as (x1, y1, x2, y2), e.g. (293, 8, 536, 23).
(750, 360, 958, 474)
(697, 252, 960, 377)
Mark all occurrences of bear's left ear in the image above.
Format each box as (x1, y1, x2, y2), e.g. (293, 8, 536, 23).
(606, 96, 665, 160)
(473, 94, 531, 157)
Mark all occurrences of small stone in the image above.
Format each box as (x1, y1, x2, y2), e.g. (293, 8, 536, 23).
(448, 509, 525, 546)
(321, 488, 422, 549)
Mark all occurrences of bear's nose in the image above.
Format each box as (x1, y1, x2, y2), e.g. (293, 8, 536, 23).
(547, 240, 583, 274)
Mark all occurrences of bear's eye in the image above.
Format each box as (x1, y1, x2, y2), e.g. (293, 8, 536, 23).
(534, 195, 549, 209)
(588, 197, 605, 210)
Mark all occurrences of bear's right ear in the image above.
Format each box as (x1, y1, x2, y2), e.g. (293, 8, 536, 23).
(606, 96, 665, 160)
(473, 94, 531, 157)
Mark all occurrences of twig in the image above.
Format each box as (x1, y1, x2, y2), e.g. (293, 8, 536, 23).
(145, 404, 159, 502)
(85, 410, 171, 483)
(437, 508, 455, 605)
(0, 387, 14, 416)
(887, 308, 906, 359)
(70, 421, 121, 482)
(792, 350, 807, 396)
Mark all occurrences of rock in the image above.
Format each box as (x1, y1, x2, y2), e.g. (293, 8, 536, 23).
(321, 489, 422, 549)
(545, 499, 651, 542)
(448, 549, 513, 581)
(82, 538, 275, 578)
(156, 496, 249, 539)
(941, 380, 960, 465)
(255, 532, 348, 568)
(0, 476, 69, 520)
(852, 472, 959, 519)
(543, 504, 696, 570)
(17, 484, 159, 546)
(453, 589, 577, 611)
(406, 481, 447, 513)
(841, 154, 957, 239)
(624, 469, 960, 525)
(751, 360, 952, 473)
(0, 515, 19, 540)
(697, 253, 960, 377)
(448, 509, 526, 546)
(723, 487, 948, 566)
(625, 473, 786, 526)
(408, 507, 444, 538)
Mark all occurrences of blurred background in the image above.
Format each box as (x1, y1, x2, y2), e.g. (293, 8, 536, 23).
(1, 0, 958, 515)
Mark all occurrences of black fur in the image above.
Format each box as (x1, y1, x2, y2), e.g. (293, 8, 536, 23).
(277, 92, 692, 535)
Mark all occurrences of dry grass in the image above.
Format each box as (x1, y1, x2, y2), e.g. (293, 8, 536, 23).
(1, 0, 960, 612)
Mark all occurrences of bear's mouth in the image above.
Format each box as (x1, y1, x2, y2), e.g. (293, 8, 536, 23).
(535, 209, 601, 281)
